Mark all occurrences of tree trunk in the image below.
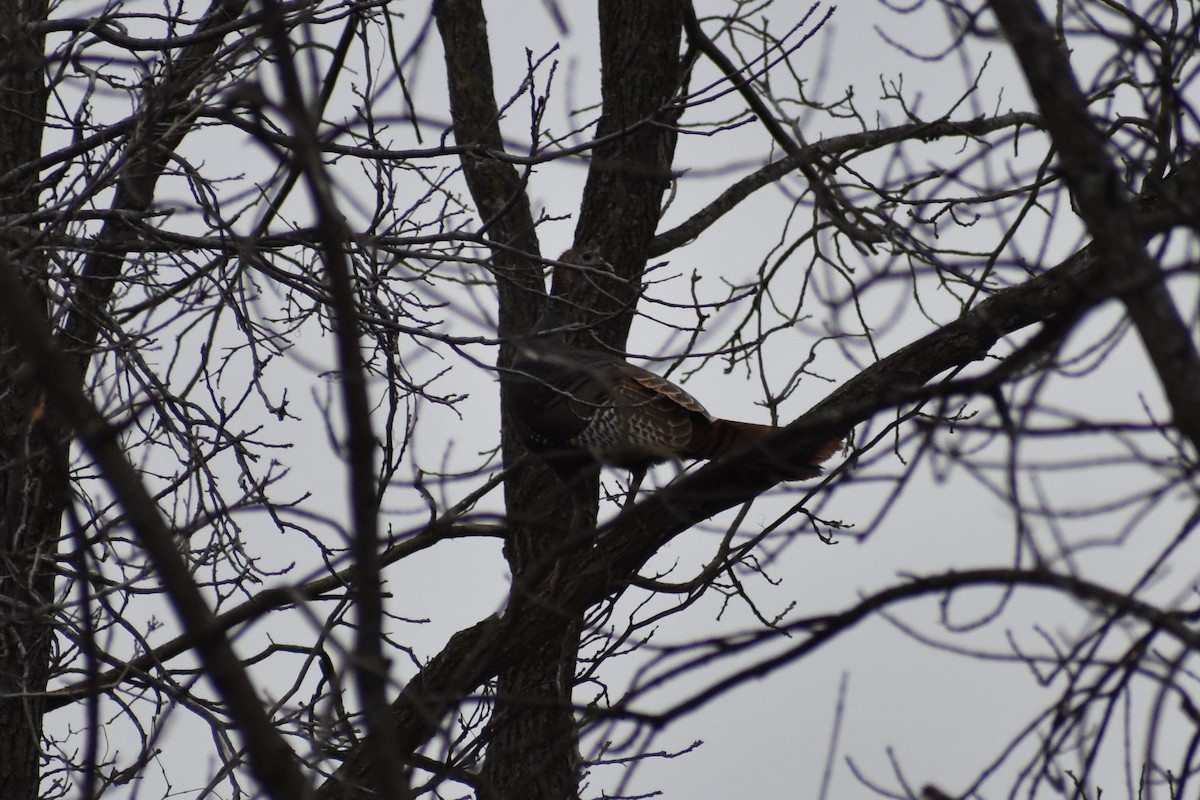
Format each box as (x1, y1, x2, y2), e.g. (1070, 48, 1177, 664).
(479, 3, 685, 798)
(0, 3, 253, 794)
(0, 1, 56, 795)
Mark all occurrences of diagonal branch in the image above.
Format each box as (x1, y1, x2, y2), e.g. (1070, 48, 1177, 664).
(987, 0, 1200, 452)
(682, 1, 885, 245)
(255, 1, 402, 797)
(0, 254, 309, 800)
(600, 157, 1200, 565)
(312, 156, 1200, 800)
(648, 112, 1042, 256)
(56, 0, 250, 372)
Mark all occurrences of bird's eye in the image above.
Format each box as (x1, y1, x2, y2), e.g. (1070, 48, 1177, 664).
(580, 251, 596, 264)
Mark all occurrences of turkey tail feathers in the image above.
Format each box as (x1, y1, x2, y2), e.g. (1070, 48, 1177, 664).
(687, 419, 840, 481)
(684, 419, 771, 461)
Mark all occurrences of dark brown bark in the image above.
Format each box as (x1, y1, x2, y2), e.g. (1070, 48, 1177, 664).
(432, 0, 586, 796)
(481, 4, 685, 799)
(575, 1, 685, 347)
(0, 2, 55, 795)
(433, 0, 543, 340)
(432, 1, 587, 798)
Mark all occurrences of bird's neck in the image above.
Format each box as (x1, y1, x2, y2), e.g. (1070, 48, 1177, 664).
(534, 296, 615, 351)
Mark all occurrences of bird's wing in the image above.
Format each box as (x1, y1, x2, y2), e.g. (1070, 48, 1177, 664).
(611, 361, 714, 421)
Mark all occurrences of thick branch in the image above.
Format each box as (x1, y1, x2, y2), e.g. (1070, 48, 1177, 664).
(597, 158, 1200, 566)
(0, 256, 309, 800)
(433, 0, 542, 338)
(987, 0, 1200, 451)
(313, 157, 1200, 800)
(575, 0, 685, 337)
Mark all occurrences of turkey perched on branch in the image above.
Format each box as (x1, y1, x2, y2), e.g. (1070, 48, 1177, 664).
(508, 246, 840, 480)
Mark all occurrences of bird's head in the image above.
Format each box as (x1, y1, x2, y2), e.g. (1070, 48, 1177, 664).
(544, 246, 636, 340)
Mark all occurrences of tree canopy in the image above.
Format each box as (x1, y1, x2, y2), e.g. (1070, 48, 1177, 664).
(2, 1, 1199, 798)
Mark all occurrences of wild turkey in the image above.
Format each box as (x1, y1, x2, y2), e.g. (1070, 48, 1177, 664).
(508, 246, 839, 480)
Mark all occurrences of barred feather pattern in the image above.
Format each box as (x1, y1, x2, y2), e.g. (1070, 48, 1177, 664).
(507, 246, 839, 479)
(510, 336, 838, 478)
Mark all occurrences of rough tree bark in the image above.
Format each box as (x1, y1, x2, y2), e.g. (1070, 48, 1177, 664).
(433, 1, 578, 798)
(0, 1, 54, 794)
(478, 4, 684, 799)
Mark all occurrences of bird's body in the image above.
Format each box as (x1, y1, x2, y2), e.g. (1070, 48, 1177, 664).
(507, 246, 838, 479)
